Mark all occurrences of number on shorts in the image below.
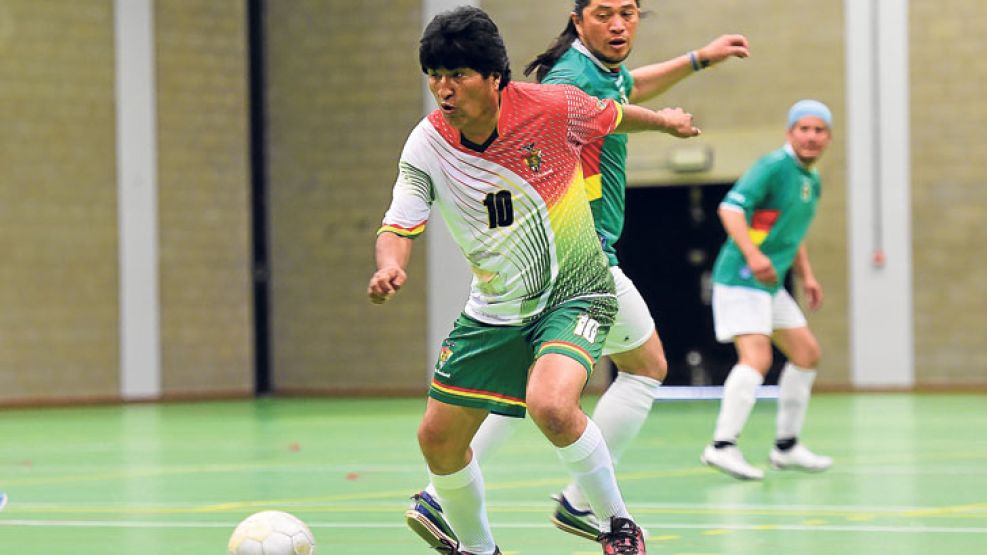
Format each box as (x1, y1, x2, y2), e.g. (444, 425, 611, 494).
(573, 314, 600, 342)
(483, 191, 514, 229)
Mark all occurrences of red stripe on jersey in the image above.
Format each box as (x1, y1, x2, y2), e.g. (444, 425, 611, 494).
(581, 138, 603, 180)
(751, 209, 780, 232)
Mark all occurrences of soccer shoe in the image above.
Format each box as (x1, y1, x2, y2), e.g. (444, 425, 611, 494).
(405, 491, 458, 551)
(550, 493, 601, 541)
(599, 516, 647, 554)
(769, 443, 833, 472)
(0, 492, 6, 511)
(701, 444, 765, 481)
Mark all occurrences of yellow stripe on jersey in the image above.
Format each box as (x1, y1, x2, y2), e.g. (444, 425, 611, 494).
(377, 222, 426, 237)
(748, 229, 768, 246)
(585, 173, 603, 202)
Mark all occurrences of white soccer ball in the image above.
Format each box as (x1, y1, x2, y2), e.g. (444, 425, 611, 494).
(228, 510, 316, 555)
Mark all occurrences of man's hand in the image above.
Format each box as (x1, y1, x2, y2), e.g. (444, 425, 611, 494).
(802, 276, 824, 310)
(697, 34, 751, 67)
(367, 266, 407, 304)
(656, 107, 701, 138)
(746, 250, 777, 286)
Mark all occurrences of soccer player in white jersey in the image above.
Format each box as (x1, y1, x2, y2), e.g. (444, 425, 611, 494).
(409, 0, 750, 543)
(368, 7, 699, 554)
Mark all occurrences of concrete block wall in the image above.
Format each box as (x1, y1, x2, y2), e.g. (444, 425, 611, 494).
(910, 1, 987, 384)
(1, 1, 983, 404)
(155, 0, 253, 396)
(265, 0, 428, 393)
(0, 0, 120, 402)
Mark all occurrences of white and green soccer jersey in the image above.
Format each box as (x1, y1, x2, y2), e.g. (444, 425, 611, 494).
(379, 81, 622, 325)
(542, 40, 634, 267)
(712, 145, 822, 293)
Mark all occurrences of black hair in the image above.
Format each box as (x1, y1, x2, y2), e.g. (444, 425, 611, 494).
(523, 0, 641, 82)
(419, 6, 511, 90)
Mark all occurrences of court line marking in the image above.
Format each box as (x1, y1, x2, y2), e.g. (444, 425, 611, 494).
(1, 519, 985, 534)
(6, 499, 985, 518)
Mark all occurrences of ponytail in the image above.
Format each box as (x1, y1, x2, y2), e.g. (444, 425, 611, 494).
(523, 19, 580, 83)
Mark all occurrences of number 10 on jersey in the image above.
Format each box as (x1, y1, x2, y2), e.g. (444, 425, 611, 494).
(483, 191, 514, 229)
(573, 314, 600, 342)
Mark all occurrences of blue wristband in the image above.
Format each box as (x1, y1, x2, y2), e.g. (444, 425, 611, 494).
(689, 51, 701, 71)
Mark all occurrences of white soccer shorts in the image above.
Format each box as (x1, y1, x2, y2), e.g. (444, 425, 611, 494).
(712, 283, 807, 343)
(603, 266, 657, 356)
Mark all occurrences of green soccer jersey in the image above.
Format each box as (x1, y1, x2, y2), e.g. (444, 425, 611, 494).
(542, 40, 634, 267)
(712, 145, 822, 293)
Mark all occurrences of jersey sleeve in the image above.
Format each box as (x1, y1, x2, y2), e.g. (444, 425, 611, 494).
(378, 126, 434, 238)
(562, 84, 622, 147)
(720, 156, 774, 216)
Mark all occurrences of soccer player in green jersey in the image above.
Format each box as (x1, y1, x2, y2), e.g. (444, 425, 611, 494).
(371, 7, 700, 554)
(700, 100, 834, 481)
(408, 0, 750, 543)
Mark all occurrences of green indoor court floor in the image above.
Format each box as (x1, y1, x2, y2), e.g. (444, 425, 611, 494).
(1, 394, 985, 554)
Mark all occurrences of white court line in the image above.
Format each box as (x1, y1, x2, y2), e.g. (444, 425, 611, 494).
(6, 500, 982, 514)
(0, 519, 985, 535)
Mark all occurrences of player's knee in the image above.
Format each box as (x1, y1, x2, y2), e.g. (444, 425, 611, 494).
(527, 397, 573, 439)
(794, 343, 822, 369)
(613, 345, 668, 381)
(741, 353, 772, 374)
(631, 357, 667, 381)
(417, 422, 464, 471)
(652, 351, 668, 381)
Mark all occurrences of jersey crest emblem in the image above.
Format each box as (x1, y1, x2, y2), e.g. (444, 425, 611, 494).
(521, 143, 542, 173)
(436, 340, 455, 370)
(801, 178, 812, 201)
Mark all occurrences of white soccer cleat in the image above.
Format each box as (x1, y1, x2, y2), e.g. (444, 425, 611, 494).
(701, 444, 764, 481)
(769, 443, 833, 472)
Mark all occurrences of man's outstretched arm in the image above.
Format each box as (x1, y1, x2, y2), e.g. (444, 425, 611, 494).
(629, 34, 750, 102)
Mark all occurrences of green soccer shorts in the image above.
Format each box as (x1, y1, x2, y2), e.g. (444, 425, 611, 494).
(428, 297, 617, 417)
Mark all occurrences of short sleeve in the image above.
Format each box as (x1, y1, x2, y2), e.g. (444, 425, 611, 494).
(378, 126, 434, 238)
(720, 156, 774, 216)
(562, 85, 621, 147)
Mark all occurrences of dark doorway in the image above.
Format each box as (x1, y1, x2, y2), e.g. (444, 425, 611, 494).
(248, 0, 271, 395)
(616, 184, 786, 386)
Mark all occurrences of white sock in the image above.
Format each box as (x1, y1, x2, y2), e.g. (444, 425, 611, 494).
(556, 419, 629, 533)
(471, 413, 522, 462)
(425, 414, 521, 499)
(776, 362, 817, 440)
(562, 372, 660, 510)
(429, 457, 495, 554)
(713, 364, 764, 444)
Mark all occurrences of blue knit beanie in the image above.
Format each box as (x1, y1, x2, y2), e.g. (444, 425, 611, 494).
(787, 99, 832, 129)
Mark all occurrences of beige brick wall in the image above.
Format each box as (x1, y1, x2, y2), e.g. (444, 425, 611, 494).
(0, 0, 119, 402)
(910, 2, 987, 384)
(488, 0, 850, 384)
(2, 1, 981, 402)
(265, 0, 427, 392)
(155, 0, 253, 396)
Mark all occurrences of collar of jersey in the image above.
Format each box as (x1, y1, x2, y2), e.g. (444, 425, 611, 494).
(783, 142, 812, 170)
(572, 39, 619, 74)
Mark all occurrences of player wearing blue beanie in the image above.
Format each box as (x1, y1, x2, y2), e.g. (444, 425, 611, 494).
(788, 99, 832, 129)
(702, 100, 834, 481)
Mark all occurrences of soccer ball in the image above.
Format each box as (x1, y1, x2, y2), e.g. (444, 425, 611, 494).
(228, 510, 316, 555)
